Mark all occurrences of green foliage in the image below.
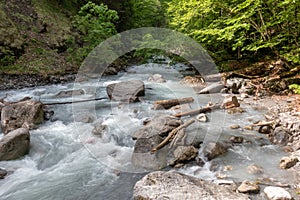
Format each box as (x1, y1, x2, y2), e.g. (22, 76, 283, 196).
(289, 84, 300, 94)
(123, 0, 166, 28)
(71, 1, 119, 63)
(167, 0, 300, 65)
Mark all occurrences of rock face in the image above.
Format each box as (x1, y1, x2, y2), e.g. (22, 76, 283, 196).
(1, 100, 44, 134)
(106, 80, 145, 102)
(263, 186, 292, 200)
(201, 142, 230, 160)
(279, 156, 299, 169)
(133, 171, 248, 200)
(0, 128, 30, 161)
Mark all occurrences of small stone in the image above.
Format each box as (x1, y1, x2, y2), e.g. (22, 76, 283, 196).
(196, 113, 208, 122)
(230, 136, 244, 143)
(230, 124, 240, 129)
(247, 164, 263, 174)
(279, 156, 299, 169)
(237, 180, 260, 194)
(264, 186, 292, 200)
(244, 126, 253, 130)
(221, 96, 240, 109)
(258, 125, 272, 134)
(223, 165, 233, 171)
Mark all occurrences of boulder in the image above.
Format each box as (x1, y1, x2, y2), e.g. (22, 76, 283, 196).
(168, 145, 198, 166)
(132, 135, 168, 170)
(0, 128, 30, 161)
(263, 186, 292, 200)
(1, 100, 44, 134)
(201, 142, 230, 160)
(106, 80, 145, 102)
(132, 115, 182, 139)
(133, 171, 248, 200)
(198, 83, 224, 94)
(237, 180, 260, 194)
(269, 127, 290, 146)
(279, 156, 299, 169)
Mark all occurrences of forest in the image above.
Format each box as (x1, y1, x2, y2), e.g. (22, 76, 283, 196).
(0, 0, 299, 90)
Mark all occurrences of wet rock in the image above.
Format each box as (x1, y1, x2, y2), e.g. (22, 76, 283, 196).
(198, 82, 224, 94)
(196, 113, 208, 122)
(247, 164, 263, 174)
(0, 169, 8, 179)
(279, 156, 299, 169)
(202, 142, 230, 160)
(132, 135, 167, 170)
(168, 146, 198, 166)
(106, 80, 145, 102)
(74, 114, 94, 123)
(221, 96, 240, 109)
(92, 123, 107, 137)
(263, 186, 292, 200)
(227, 107, 245, 114)
(148, 74, 166, 83)
(230, 124, 240, 129)
(269, 127, 291, 146)
(258, 125, 272, 134)
(132, 115, 181, 139)
(230, 136, 244, 144)
(133, 171, 248, 200)
(1, 100, 44, 134)
(231, 82, 240, 94)
(55, 89, 84, 98)
(0, 128, 30, 161)
(237, 180, 260, 194)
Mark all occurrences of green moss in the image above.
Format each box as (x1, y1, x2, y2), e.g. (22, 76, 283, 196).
(289, 84, 300, 94)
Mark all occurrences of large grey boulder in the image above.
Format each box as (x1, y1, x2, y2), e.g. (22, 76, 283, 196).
(106, 80, 145, 102)
(133, 171, 248, 200)
(132, 115, 182, 139)
(0, 128, 30, 161)
(1, 100, 44, 134)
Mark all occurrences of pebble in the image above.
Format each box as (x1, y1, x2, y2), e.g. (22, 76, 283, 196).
(244, 125, 253, 130)
(279, 156, 299, 169)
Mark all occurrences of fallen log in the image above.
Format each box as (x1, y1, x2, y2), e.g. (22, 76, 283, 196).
(173, 107, 213, 118)
(151, 118, 195, 152)
(153, 97, 194, 110)
(42, 97, 107, 105)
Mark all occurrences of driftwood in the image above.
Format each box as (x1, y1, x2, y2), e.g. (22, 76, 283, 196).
(153, 97, 194, 110)
(252, 121, 274, 126)
(43, 97, 107, 105)
(173, 107, 213, 118)
(151, 118, 195, 152)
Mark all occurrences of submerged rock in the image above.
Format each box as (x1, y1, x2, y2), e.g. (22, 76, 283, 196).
(247, 164, 263, 174)
(0, 169, 8, 179)
(148, 74, 166, 83)
(1, 100, 44, 134)
(55, 89, 84, 98)
(0, 128, 30, 161)
(263, 186, 292, 200)
(106, 80, 145, 102)
(133, 171, 249, 200)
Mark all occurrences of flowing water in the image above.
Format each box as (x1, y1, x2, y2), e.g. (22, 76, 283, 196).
(0, 62, 297, 199)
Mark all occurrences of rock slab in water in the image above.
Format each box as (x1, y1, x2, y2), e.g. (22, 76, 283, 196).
(0, 128, 30, 161)
(237, 180, 260, 194)
(133, 171, 248, 200)
(1, 100, 44, 134)
(106, 80, 145, 102)
(279, 156, 299, 169)
(263, 186, 292, 200)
